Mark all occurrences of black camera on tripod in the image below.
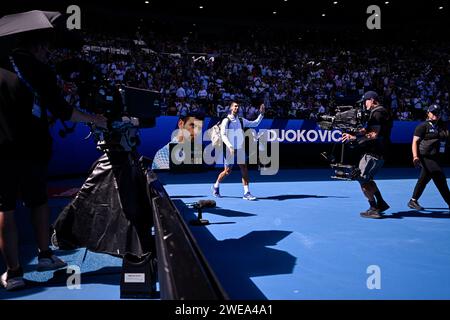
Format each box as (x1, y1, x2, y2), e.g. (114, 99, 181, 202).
(318, 105, 367, 180)
(86, 84, 161, 153)
(55, 58, 161, 151)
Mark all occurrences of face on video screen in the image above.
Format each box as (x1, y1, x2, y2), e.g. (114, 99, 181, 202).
(178, 116, 203, 142)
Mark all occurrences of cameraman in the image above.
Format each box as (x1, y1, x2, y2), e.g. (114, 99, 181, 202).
(342, 91, 391, 219)
(408, 105, 450, 210)
(0, 33, 106, 290)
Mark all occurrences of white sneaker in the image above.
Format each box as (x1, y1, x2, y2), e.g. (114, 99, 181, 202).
(1, 270, 26, 291)
(37, 254, 67, 272)
(243, 192, 257, 201)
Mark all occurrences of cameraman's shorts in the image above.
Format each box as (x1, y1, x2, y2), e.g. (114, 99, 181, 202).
(357, 153, 384, 185)
(0, 157, 48, 211)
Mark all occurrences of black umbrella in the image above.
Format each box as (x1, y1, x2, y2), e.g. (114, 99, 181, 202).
(0, 10, 83, 58)
(0, 10, 60, 58)
(0, 10, 61, 37)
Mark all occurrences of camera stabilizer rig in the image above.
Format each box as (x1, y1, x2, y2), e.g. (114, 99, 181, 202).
(318, 105, 367, 181)
(322, 148, 361, 181)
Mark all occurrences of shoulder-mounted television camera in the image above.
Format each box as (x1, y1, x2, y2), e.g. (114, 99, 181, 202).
(318, 104, 367, 181)
(317, 105, 368, 134)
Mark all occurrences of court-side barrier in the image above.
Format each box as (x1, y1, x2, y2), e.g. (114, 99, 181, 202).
(148, 171, 228, 300)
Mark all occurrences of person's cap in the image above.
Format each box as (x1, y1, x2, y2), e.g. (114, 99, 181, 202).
(427, 104, 441, 115)
(357, 91, 379, 103)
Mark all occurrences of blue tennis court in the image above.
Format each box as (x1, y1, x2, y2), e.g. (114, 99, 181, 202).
(0, 168, 450, 300)
(1, 167, 450, 300)
(165, 168, 450, 300)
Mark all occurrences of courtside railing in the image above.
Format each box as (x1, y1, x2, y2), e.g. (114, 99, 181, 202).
(147, 171, 228, 300)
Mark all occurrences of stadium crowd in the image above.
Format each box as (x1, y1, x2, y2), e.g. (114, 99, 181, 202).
(54, 32, 450, 121)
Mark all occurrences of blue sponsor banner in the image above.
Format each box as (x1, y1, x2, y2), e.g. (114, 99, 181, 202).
(48, 116, 420, 175)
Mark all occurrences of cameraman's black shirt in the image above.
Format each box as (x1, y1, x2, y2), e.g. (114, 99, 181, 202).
(414, 120, 448, 157)
(0, 49, 73, 162)
(361, 106, 391, 157)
